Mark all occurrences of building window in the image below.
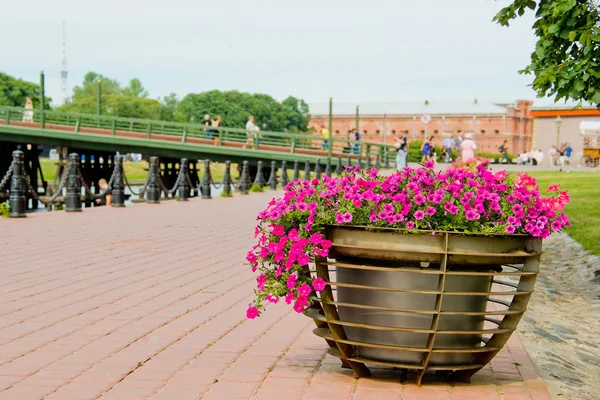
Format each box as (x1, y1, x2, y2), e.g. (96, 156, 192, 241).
(494, 129, 500, 134)
(335, 130, 340, 134)
(480, 130, 486, 134)
(391, 130, 396, 135)
(434, 130, 439, 134)
(420, 130, 425, 134)
(457, 130, 462, 134)
(376, 130, 380, 135)
(363, 130, 368, 135)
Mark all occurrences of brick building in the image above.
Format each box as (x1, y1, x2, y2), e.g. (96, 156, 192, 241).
(530, 104, 600, 166)
(309, 100, 533, 155)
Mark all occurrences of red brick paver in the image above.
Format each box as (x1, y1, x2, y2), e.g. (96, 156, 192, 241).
(0, 193, 552, 399)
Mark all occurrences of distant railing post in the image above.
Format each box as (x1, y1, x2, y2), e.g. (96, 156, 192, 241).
(182, 127, 188, 143)
(218, 129, 223, 146)
(40, 71, 46, 129)
(290, 138, 296, 154)
(111, 119, 116, 136)
(325, 158, 332, 177)
(5, 109, 10, 126)
(9, 150, 26, 218)
(147, 123, 152, 139)
(75, 118, 80, 133)
(96, 80, 102, 116)
(335, 156, 343, 175)
(65, 153, 82, 212)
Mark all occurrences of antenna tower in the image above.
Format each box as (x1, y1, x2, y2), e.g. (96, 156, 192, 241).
(60, 21, 68, 104)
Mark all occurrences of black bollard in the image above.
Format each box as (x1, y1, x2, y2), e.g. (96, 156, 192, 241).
(146, 156, 161, 204)
(384, 149, 390, 168)
(366, 154, 372, 169)
(280, 161, 289, 187)
(375, 153, 381, 168)
(314, 159, 322, 181)
(292, 160, 299, 181)
(111, 155, 126, 207)
(253, 161, 266, 188)
(325, 158, 332, 177)
(268, 161, 278, 190)
(222, 160, 233, 197)
(65, 153, 82, 212)
(335, 156, 343, 175)
(358, 154, 363, 169)
(304, 160, 310, 181)
(239, 160, 250, 195)
(8, 150, 26, 217)
(347, 153, 352, 167)
(200, 159, 212, 199)
(177, 158, 189, 201)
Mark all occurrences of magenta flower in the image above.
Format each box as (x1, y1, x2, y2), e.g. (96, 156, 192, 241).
(406, 221, 415, 229)
(298, 283, 312, 297)
(286, 275, 298, 289)
(285, 292, 295, 304)
(465, 209, 480, 221)
(425, 206, 436, 216)
(505, 225, 516, 234)
(246, 306, 259, 319)
(414, 210, 425, 220)
(312, 277, 326, 291)
(310, 233, 323, 245)
(271, 225, 285, 236)
(424, 160, 435, 169)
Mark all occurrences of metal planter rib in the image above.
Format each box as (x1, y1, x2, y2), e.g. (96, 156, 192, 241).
(306, 225, 541, 385)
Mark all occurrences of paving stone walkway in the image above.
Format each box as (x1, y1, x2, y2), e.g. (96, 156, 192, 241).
(0, 192, 553, 399)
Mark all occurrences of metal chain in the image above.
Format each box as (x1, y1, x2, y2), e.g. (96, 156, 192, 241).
(166, 172, 183, 194)
(123, 169, 149, 196)
(210, 177, 223, 189)
(185, 170, 196, 190)
(78, 165, 116, 200)
(0, 161, 15, 191)
(158, 176, 170, 196)
(24, 162, 70, 205)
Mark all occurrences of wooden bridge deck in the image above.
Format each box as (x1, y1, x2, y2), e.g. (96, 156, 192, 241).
(0, 193, 551, 399)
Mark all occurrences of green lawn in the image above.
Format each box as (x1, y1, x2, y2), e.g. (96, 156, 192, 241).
(528, 171, 600, 256)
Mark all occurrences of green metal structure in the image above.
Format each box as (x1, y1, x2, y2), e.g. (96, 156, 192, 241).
(0, 106, 388, 165)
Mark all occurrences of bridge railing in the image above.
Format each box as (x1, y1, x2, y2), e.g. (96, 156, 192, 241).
(0, 106, 393, 164)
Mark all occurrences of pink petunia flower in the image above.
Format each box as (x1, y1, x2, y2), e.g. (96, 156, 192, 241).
(246, 306, 259, 319)
(312, 277, 326, 291)
(298, 283, 312, 297)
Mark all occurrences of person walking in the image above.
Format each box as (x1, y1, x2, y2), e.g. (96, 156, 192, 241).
(210, 116, 221, 144)
(320, 125, 330, 150)
(460, 133, 477, 163)
(394, 133, 408, 169)
(202, 114, 211, 139)
(352, 129, 361, 154)
(442, 135, 454, 163)
(421, 136, 433, 163)
(498, 140, 511, 164)
(565, 143, 573, 165)
(22, 97, 34, 123)
(244, 115, 260, 149)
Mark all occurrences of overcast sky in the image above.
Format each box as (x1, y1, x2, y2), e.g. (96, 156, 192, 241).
(2, 0, 540, 106)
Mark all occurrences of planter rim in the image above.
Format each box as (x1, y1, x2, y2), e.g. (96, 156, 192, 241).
(327, 224, 533, 238)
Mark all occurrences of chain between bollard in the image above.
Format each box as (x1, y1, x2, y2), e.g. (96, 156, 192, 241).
(0, 160, 15, 191)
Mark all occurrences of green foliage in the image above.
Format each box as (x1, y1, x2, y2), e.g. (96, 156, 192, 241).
(177, 91, 311, 132)
(0, 201, 9, 217)
(494, 0, 600, 107)
(0, 72, 52, 108)
(220, 191, 233, 197)
(123, 78, 148, 98)
(59, 94, 163, 119)
(71, 72, 122, 101)
(250, 184, 264, 192)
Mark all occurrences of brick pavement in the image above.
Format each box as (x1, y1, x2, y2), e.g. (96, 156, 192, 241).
(0, 192, 552, 399)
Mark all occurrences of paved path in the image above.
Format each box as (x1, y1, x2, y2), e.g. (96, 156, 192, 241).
(0, 193, 552, 399)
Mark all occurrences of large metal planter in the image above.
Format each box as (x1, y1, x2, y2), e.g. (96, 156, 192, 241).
(307, 226, 541, 385)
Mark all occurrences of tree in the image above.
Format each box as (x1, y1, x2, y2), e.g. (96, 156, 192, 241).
(0, 72, 52, 108)
(495, 0, 600, 107)
(123, 78, 148, 98)
(71, 72, 122, 101)
(177, 90, 311, 132)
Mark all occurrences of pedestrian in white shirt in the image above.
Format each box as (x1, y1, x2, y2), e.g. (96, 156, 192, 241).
(244, 115, 260, 149)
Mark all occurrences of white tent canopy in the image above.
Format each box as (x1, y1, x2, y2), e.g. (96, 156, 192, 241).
(580, 120, 600, 135)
